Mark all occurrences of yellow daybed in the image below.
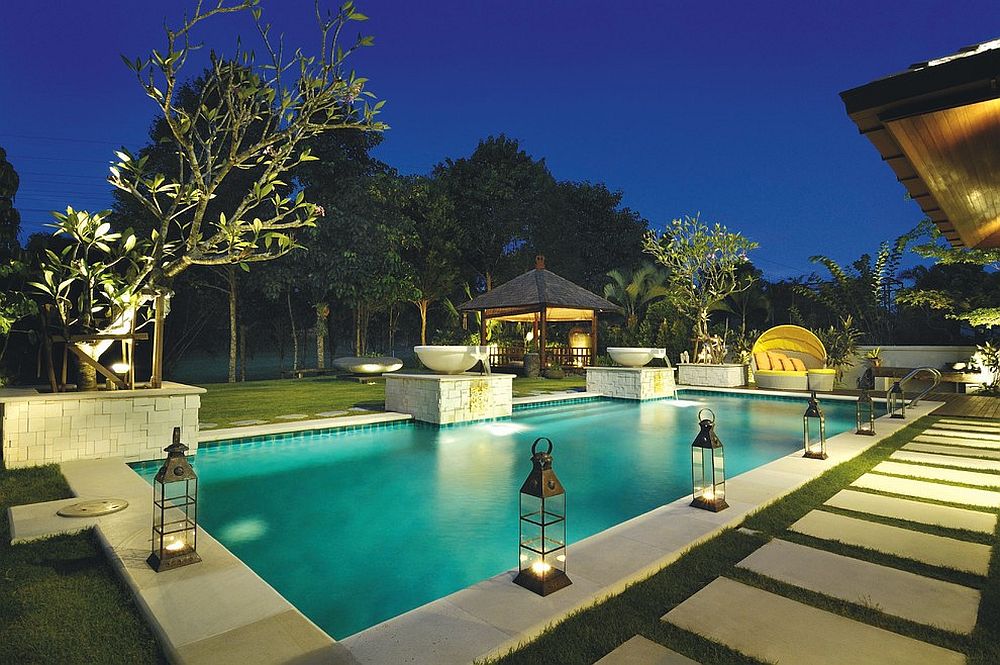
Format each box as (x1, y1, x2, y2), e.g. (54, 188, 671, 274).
(751, 325, 835, 391)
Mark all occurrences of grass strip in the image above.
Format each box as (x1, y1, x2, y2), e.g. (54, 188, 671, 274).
(0, 464, 164, 665)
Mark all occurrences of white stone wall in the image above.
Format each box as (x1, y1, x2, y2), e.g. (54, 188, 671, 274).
(384, 373, 515, 424)
(841, 345, 980, 391)
(1, 382, 203, 468)
(676, 363, 746, 388)
(586, 367, 677, 400)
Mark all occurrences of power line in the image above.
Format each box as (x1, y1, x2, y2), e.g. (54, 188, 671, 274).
(0, 132, 125, 146)
(6, 155, 111, 165)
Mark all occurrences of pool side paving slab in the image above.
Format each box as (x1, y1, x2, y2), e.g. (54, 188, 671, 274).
(824, 489, 998, 534)
(341, 395, 940, 665)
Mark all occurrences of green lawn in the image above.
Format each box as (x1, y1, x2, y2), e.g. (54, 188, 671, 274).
(0, 465, 163, 664)
(197, 374, 588, 428)
(485, 416, 1000, 665)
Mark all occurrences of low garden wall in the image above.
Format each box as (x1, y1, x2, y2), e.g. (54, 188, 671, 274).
(586, 367, 676, 400)
(0, 382, 203, 468)
(841, 345, 980, 391)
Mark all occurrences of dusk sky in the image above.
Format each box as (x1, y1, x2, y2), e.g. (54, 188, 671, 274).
(2, 0, 997, 279)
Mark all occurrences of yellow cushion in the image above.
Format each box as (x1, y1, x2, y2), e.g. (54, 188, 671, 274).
(767, 351, 788, 367)
(790, 357, 807, 372)
(807, 368, 836, 375)
(754, 352, 772, 371)
(755, 369, 808, 377)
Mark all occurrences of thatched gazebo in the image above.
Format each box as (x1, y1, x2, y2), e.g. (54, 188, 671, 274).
(458, 256, 621, 368)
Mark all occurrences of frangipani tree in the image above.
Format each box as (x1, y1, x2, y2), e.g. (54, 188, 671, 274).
(35, 0, 385, 388)
(643, 214, 758, 361)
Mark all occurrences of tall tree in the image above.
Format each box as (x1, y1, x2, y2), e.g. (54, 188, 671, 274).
(0, 147, 20, 258)
(603, 263, 670, 331)
(434, 135, 554, 291)
(527, 181, 647, 292)
(35, 0, 385, 387)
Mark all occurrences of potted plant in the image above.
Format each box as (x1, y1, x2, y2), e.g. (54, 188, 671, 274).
(816, 316, 862, 387)
(864, 347, 882, 368)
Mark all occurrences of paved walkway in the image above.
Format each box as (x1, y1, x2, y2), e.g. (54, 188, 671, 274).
(598, 415, 998, 664)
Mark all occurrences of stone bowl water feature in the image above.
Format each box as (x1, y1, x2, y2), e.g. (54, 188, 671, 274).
(414, 346, 489, 374)
(333, 356, 404, 375)
(607, 347, 667, 368)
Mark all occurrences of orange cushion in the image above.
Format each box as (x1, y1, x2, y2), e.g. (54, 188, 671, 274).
(779, 357, 797, 371)
(767, 351, 788, 367)
(754, 352, 771, 371)
(790, 357, 807, 372)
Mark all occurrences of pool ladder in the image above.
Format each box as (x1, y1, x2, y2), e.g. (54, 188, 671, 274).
(890, 366, 942, 407)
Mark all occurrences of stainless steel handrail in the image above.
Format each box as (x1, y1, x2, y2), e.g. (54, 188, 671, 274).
(897, 366, 941, 406)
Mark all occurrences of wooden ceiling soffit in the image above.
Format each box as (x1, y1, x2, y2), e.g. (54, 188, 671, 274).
(884, 96, 1000, 248)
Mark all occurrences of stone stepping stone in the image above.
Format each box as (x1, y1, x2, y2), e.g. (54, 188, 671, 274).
(933, 423, 1000, 435)
(275, 413, 309, 420)
(923, 428, 1000, 442)
(936, 418, 1000, 429)
(662, 577, 965, 665)
(348, 406, 373, 412)
(789, 510, 991, 575)
(825, 489, 997, 534)
(872, 461, 1000, 489)
(904, 441, 1000, 460)
(594, 636, 699, 665)
(852, 473, 1000, 509)
(230, 419, 267, 426)
(198, 422, 217, 429)
(316, 410, 348, 418)
(892, 450, 1000, 472)
(737, 539, 981, 634)
(914, 434, 1000, 450)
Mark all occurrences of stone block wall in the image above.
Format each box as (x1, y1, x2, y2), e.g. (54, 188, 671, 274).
(1, 382, 204, 468)
(676, 363, 746, 388)
(385, 373, 515, 424)
(586, 367, 677, 400)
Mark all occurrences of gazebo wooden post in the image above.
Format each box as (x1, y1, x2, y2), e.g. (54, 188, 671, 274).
(480, 313, 488, 345)
(539, 307, 547, 368)
(590, 311, 598, 366)
(532, 314, 539, 353)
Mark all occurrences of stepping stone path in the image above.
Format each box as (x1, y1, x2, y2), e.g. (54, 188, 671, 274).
(316, 410, 348, 418)
(198, 422, 217, 429)
(230, 419, 267, 426)
(825, 489, 997, 534)
(904, 441, 1000, 459)
(275, 413, 309, 420)
(872, 460, 1000, 488)
(662, 578, 965, 665)
(852, 473, 1000, 508)
(736, 539, 981, 634)
(641, 417, 997, 663)
(594, 636, 698, 665)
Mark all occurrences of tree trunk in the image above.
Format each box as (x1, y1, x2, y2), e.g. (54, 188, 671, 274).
(315, 302, 329, 369)
(227, 266, 238, 383)
(486, 272, 493, 292)
(287, 288, 299, 371)
(239, 323, 247, 382)
(414, 299, 430, 345)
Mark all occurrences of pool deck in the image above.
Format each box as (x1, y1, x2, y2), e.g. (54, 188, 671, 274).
(340, 394, 943, 665)
(7, 387, 945, 665)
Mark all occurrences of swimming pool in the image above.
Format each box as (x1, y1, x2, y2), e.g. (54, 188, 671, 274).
(133, 391, 857, 638)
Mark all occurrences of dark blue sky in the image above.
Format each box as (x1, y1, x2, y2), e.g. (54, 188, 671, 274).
(2, 1, 996, 278)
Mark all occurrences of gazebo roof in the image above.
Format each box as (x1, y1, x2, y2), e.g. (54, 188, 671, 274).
(458, 256, 621, 322)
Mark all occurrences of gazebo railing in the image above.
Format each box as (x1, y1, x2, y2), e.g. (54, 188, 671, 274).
(489, 344, 593, 368)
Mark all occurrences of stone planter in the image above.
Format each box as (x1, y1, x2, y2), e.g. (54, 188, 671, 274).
(676, 363, 747, 388)
(384, 372, 515, 424)
(523, 352, 541, 378)
(586, 366, 676, 400)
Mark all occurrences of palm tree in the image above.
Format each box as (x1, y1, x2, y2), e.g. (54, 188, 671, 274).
(604, 263, 672, 330)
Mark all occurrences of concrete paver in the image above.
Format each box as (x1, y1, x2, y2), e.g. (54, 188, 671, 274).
(825, 489, 997, 534)
(737, 539, 981, 634)
(851, 473, 1000, 509)
(789, 510, 992, 575)
(662, 577, 965, 665)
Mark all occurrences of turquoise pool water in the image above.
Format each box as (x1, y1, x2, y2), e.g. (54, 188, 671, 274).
(133, 391, 857, 638)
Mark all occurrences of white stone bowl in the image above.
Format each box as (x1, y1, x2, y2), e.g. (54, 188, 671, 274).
(414, 346, 489, 374)
(333, 356, 404, 375)
(607, 347, 667, 368)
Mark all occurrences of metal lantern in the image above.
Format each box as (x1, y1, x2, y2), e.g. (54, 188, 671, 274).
(856, 389, 876, 436)
(148, 427, 202, 572)
(691, 408, 728, 512)
(514, 437, 571, 596)
(803, 391, 828, 460)
(887, 381, 906, 419)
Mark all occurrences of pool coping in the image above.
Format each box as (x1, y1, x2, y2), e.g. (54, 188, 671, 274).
(340, 397, 945, 665)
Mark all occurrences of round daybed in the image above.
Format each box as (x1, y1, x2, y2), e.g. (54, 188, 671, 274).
(751, 325, 835, 392)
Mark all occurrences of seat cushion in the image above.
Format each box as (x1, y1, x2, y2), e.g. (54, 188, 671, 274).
(790, 357, 807, 372)
(754, 352, 772, 371)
